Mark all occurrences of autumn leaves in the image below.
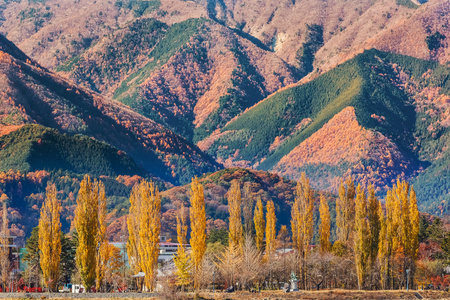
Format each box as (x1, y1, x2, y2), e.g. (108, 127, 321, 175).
(34, 171, 420, 292)
(39, 176, 123, 292)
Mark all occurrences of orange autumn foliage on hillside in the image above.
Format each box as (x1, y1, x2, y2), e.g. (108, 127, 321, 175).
(275, 106, 412, 191)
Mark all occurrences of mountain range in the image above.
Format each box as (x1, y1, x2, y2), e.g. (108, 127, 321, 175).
(0, 0, 450, 240)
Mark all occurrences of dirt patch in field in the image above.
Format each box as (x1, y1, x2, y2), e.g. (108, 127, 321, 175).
(198, 289, 450, 300)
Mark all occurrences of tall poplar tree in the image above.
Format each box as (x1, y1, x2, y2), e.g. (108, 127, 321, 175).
(378, 180, 420, 289)
(38, 184, 61, 291)
(354, 184, 370, 290)
(137, 181, 161, 291)
(318, 193, 331, 253)
(228, 180, 243, 248)
(74, 175, 99, 291)
(378, 199, 388, 289)
(96, 182, 108, 291)
(254, 197, 265, 252)
(367, 185, 381, 269)
(336, 177, 356, 245)
(173, 203, 190, 289)
(291, 173, 314, 288)
(409, 187, 420, 262)
(189, 177, 206, 289)
(127, 184, 142, 275)
(242, 182, 254, 239)
(265, 200, 276, 259)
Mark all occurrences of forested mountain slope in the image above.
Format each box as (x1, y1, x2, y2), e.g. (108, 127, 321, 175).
(3, 0, 447, 145)
(203, 49, 450, 216)
(0, 35, 220, 184)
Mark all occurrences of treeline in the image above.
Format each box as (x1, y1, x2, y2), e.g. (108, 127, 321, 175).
(167, 174, 419, 292)
(16, 172, 422, 293)
(22, 177, 126, 292)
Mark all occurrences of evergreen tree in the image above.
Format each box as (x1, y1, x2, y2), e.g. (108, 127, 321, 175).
(24, 227, 75, 286)
(60, 233, 76, 285)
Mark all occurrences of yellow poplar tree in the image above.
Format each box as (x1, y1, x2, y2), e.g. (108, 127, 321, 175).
(96, 181, 108, 291)
(291, 173, 314, 288)
(265, 200, 276, 259)
(242, 182, 254, 238)
(395, 181, 420, 286)
(74, 175, 99, 291)
(173, 203, 190, 288)
(189, 177, 206, 289)
(254, 196, 265, 252)
(318, 193, 331, 253)
(367, 185, 381, 268)
(228, 180, 243, 248)
(127, 184, 142, 275)
(378, 200, 388, 289)
(38, 184, 61, 291)
(409, 187, 420, 261)
(354, 184, 370, 290)
(137, 181, 161, 291)
(379, 180, 420, 289)
(336, 177, 356, 245)
(381, 187, 398, 289)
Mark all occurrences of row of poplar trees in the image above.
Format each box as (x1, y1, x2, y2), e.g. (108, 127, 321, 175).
(37, 175, 121, 292)
(333, 177, 419, 290)
(35, 172, 419, 292)
(35, 175, 203, 292)
(126, 177, 207, 291)
(169, 173, 420, 291)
